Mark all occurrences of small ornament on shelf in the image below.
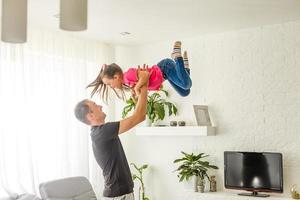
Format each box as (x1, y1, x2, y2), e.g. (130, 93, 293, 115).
(170, 121, 177, 126)
(178, 121, 186, 126)
(210, 175, 217, 192)
(291, 184, 300, 199)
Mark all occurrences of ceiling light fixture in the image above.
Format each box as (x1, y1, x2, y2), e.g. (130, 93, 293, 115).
(120, 32, 131, 36)
(53, 14, 60, 19)
(60, 0, 88, 31)
(1, 0, 28, 43)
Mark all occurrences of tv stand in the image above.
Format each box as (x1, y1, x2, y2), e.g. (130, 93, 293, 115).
(238, 191, 270, 197)
(183, 191, 290, 200)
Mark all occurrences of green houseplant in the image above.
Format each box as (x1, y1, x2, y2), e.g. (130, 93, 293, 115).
(173, 151, 218, 192)
(122, 89, 177, 125)
(131, 163, 150, 200)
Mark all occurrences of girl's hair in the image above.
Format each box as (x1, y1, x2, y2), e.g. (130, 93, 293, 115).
(86, 63, 130, 103)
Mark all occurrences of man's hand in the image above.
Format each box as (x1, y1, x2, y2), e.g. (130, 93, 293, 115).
(138, 64, 148, 71)
(135, 64, 149, 95)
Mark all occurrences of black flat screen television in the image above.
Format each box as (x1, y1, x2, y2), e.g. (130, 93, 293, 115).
(224, 151, 283, 197)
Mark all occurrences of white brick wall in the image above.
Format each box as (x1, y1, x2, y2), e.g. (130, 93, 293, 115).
(115, 21, 300, 200)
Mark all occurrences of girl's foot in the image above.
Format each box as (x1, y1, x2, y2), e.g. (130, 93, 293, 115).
(171, 41, 182, 59)
(183, 51, 189, 68)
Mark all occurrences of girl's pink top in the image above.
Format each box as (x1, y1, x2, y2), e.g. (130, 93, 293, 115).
(123, 65, 163, 90)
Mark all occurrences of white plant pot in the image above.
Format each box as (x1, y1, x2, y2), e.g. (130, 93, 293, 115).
(183, 177, 194, 191)
(183, 176, 204, 192)
(143, 117, 152, 127)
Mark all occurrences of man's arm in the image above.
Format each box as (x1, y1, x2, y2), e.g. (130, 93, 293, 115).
(118, 84, 148, 134)
(134, 70, 149, 95)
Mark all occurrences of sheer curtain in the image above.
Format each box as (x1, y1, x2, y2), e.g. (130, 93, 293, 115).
(0, 29, 114, 197)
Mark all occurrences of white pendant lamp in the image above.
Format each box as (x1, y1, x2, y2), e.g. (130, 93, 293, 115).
(1, 0, 28, 43)
(60, 0, 88, 31)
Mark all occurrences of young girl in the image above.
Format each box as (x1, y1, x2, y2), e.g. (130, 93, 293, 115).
(87, 41, 192, 102)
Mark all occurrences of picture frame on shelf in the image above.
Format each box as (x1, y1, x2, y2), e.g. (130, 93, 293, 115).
(193, 105, 212, 126)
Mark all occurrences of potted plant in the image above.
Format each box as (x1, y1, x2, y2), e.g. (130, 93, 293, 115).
(122, 89, 177, 126)
(131, 163, 150, 200)
(173, 151, 218, 192)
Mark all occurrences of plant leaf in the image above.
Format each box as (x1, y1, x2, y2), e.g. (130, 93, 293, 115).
(140, 164, 148, 170)
(122, 104, 134, 118)
(131, 163, 140, 171)
(132, 174, 137, 180)
(161, 89, 168, 97)
(173, 158, 187, 163)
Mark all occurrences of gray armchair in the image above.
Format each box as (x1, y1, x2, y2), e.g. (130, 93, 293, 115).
(39, 176, 97, 200)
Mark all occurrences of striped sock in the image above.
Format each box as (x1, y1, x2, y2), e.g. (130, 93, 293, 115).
(183, 51, 189, 68)
(171, 41, 182, 59)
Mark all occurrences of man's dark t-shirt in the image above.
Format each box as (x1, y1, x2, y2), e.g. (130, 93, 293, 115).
(90, 121, 133, 197)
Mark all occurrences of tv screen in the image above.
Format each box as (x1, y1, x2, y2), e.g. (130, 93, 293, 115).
(224, 151, 283, 196)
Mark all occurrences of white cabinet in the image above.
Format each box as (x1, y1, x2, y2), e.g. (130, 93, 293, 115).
(179, 191, 290, 200)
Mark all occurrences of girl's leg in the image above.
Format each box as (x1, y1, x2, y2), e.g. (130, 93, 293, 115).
(168, 80, 191, 97)
(174, 56, 192, 89)
(174, 43, 191, 83)
(183, 50, 189, 68)
(157, 58, 192, 90)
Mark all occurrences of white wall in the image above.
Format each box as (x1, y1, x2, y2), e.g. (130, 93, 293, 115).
(115, 20, 300, 200)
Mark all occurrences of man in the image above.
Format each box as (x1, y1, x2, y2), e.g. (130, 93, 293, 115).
(74, 84, 148, 200)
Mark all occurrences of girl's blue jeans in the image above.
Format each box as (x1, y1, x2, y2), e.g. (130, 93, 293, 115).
(157, 57, 192, 96)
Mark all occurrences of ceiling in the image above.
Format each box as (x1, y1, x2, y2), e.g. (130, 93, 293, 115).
(4, 0, 300, 45)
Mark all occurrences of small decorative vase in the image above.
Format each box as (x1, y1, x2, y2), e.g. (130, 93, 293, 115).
(291, 185, 300, 199)
(197, 178, 205, 193)
(210, 175, 217, 192)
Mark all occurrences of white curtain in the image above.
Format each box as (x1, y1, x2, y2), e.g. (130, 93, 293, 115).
(0, 29, 114, 197)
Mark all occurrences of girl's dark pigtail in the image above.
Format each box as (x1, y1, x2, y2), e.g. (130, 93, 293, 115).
(86, 68, 103, 98)
(87, 63, 125, 103)
(86, 68, 109, 103)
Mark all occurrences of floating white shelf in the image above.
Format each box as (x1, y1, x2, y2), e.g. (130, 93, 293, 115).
(135, 126, 216, 136)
